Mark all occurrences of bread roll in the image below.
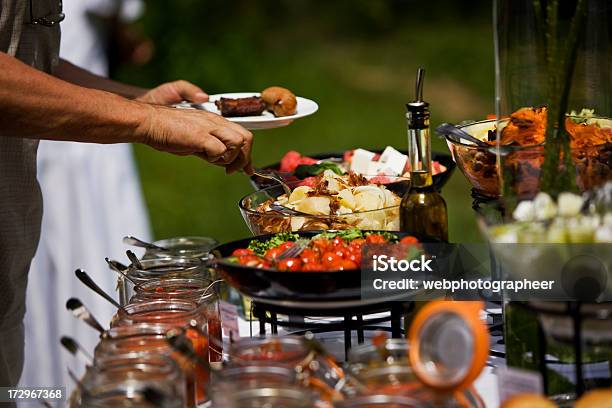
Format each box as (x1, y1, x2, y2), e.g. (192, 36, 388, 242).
(575, 389, 612, 408)
(261, 86, 297, 117)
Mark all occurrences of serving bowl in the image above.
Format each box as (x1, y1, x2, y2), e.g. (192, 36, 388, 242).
(250, 150, 455, 192)
(239, 177, 409, 235)
(212, 230, 436, 301)
(445, 117, 612, 198)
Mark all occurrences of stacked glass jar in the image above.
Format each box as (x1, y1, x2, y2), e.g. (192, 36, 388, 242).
(70, 237, 221, 407)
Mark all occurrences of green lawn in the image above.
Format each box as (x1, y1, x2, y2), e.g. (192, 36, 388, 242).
(120, 11, 495, 244)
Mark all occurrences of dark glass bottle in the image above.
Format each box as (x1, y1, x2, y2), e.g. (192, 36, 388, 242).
(400, 68, 448, 242)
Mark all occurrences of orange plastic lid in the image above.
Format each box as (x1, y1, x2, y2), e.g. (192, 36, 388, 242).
(408, 300, 489, 391)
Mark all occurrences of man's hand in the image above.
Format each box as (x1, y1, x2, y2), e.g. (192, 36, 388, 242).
(138, 104, 254, 175)
(137, 80, 209, 105)
(136, 80, 254, 174)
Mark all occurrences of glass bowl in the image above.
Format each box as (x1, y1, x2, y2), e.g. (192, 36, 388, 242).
(445, 117, 612, 199)
(238, 176, 409, 235)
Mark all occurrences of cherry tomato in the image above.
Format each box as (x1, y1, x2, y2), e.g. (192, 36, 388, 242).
(400, 236, 420, 245)
(299, 248, 319, 264)
(347, 248, 362, 265)
(264, 247, 284, 261)
(366, 234, 387, 244)
(349, 238, 366, 248)
(277, 258, 303, 272)
(277, 242, 295, 251)
(238, 255, 263, 267)
(331, 237, 345, 247)
(337, 260, 358, 270)
(334, 246, 350, 259)
(232, 248, 254, 257)
(322, 252, 341, 268)
(312, 238, 332, 254)
(302, 262, 324, 272)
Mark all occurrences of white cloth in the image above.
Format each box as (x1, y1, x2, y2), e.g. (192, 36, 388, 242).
(19, 0, 149, 395)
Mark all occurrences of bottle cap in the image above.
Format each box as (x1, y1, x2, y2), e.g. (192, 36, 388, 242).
(408, 300, 489, 391)
(406, 67, 430, 128)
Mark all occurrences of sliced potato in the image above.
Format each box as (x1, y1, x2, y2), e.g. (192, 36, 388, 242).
(337, 189, 356, 209)
(290, 217, 306, 230)
(289, 185, 312, 203)
(354, 189, 385, 211)
(296, 196, 331, 215)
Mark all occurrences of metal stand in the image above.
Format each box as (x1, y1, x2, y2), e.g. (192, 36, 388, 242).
(250, 301, 414, 360)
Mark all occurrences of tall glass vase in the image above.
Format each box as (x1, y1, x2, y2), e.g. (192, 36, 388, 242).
(492, 0, 611, 399)
(494, 0, 611, 201)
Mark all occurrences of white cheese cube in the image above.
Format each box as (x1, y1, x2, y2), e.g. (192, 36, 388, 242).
(349, 148, 376, 174)
(378, 146, 408, 176)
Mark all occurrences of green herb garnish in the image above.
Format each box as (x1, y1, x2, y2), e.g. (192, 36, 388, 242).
(247, 232, 300, 256)
(365, 231, 400, 243)
(313, 229, 364, 241)
(312, 229, 400, 243)
(294, 162, 344, 179)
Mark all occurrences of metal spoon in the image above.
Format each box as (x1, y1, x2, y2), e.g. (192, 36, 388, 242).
(435, 123, 490, 147)
(67, 368, 90, 398)
(126, 250, 144, 270)
(66, 298, 105, 334)
(105, 257, 138, 285)
(60, 336, 93, 365)
(268, 202, 308, 216)
(251, 171, 292, 196)
(123, 236, 167, 251)
(74, 269, 121, 308)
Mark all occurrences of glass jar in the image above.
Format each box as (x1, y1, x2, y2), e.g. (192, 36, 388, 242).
(119, 257, 210, 306)
(355, 366, 484, 408)
(211, 386, 315, 408)
(334, 394, 429, 408)
(71, 353, 185, 408)
(142, 236, 218, 260)
(130, 280, 223, 363)
(229, 336, 344, 404)
(348, 339, 410, 375)
(94, 323, 201, 407)
(112, 300, 212, 403)
(230, 336, 313, 368)
(210, 365, 297, 407)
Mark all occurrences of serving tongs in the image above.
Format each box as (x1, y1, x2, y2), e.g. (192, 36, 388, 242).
(251, 170, 292, 196)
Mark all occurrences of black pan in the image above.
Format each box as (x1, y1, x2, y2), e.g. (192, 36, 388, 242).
(249, 150, 455, 193)
(213, 230, 439, 302)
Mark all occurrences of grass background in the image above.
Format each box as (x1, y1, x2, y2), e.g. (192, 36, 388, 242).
(114, 0, 494, 243)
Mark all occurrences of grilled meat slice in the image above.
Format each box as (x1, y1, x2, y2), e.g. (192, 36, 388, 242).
(215, 96, 266, 117)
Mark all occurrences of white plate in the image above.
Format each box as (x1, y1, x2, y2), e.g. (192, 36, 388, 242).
(176, 92, 318, 130)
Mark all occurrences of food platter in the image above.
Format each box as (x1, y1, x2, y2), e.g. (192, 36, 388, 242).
(212, 230, 438, 302)
(250, 150, 455, 192)
(176, 92, 319, 130)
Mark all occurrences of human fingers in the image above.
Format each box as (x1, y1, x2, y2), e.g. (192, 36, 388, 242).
(224, 150, 250, 175)
(171, 80, 209, 103)
(209, 127, 244, 163)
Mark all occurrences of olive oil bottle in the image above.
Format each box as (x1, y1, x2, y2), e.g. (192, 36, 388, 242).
(400, 68, 448, 241)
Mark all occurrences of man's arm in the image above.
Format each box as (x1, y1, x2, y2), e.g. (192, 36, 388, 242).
(55, 59, 209, 106)
(0, 52, 253, 173)
(54, 59, 148, 99)
(0, 53, 146, 143)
